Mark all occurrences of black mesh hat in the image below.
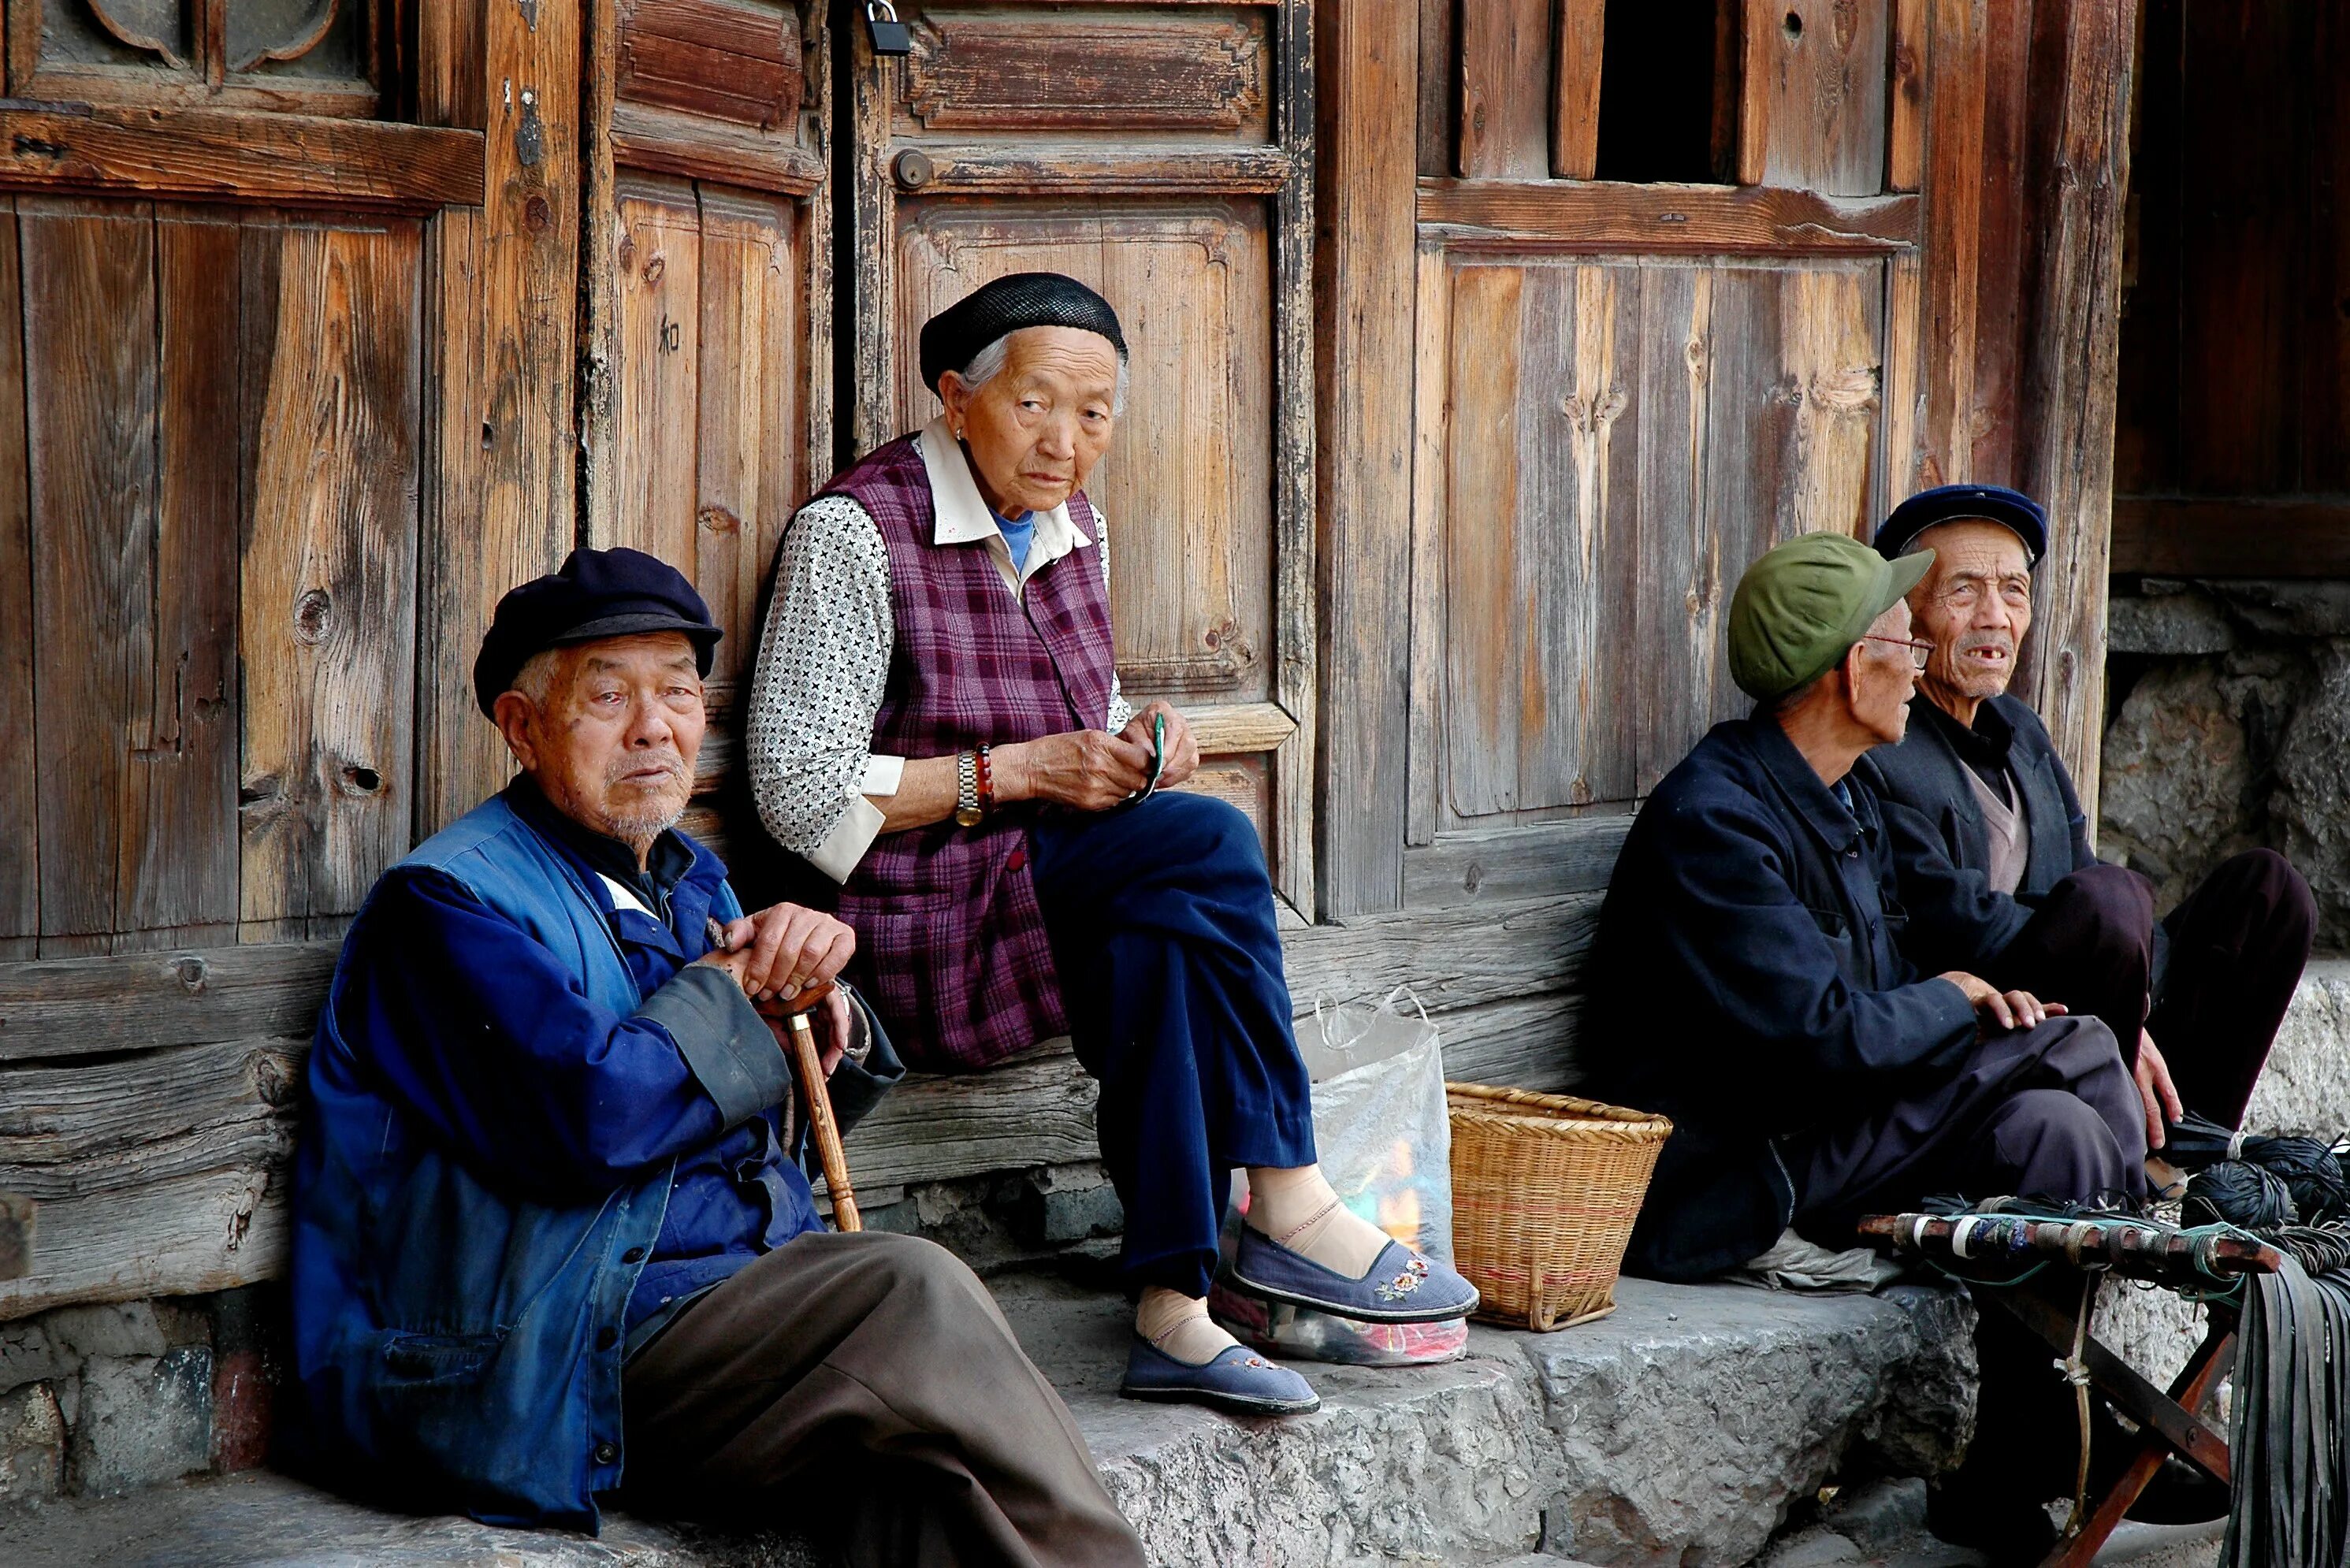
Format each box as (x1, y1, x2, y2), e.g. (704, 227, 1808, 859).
(917, 272, 1127, 394)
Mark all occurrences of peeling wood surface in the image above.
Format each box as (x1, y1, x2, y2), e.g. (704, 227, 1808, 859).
(0, 106, 483, 210)
(612, 101, 824, 195)
(1419, 181, 1920, 255)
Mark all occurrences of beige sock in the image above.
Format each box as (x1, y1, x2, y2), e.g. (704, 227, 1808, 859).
(1244, 1165, 1393, 1278)
(1136, 1287, 1240, 1366)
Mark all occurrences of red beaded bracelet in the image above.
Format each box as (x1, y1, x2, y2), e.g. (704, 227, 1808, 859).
(973, 745, 994, 816)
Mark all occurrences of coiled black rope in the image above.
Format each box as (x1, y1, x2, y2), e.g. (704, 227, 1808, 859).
(2184, 1160, 2299, 1229)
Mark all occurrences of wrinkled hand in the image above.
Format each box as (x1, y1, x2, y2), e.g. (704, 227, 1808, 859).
(999, 728, 1153, 812)
(1117, 700, 1200, 790)
(712, 903, 855, 1003)
(754, 986, 854, 1076)
(2135, 1029, 2184, 1152)
(1937, 971, 2065, 1035)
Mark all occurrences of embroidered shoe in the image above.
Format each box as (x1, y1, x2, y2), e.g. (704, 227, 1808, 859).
(1118, 1336, 1321, 1416)
(1227, 1228, 1481, 1325)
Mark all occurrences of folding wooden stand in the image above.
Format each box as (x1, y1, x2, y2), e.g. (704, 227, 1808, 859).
(1857, 1213, 2288, 1568)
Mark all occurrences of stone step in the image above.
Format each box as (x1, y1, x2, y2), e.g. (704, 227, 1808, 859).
(0, 1275, 1980, 1568)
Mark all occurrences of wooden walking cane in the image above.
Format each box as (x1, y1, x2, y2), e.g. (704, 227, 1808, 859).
(762, 982, 862, 1232)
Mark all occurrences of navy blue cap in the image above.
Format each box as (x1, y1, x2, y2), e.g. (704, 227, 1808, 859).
(473, 547, 721, 716)
(1874, 484, 2047, 567)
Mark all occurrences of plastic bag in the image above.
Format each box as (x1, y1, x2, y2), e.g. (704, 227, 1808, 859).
(1209, 987, 1469, 1365)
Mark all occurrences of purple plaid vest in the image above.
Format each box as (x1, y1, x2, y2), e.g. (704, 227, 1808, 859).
(817, 435, 1118, 1069)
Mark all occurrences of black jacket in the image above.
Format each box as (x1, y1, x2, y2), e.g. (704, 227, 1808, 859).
(1581, 717, 1978, 1282)
(1851, 694, 2095, 976)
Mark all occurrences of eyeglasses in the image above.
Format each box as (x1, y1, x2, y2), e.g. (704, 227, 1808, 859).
(1862, 635, 1933, 671)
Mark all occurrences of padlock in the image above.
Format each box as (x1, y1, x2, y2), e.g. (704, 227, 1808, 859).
(865, 0, 911, 55)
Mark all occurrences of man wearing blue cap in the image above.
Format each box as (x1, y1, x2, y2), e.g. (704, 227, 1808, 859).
(287, 547, 1145, 1566)
(1858, 486, 2315, 1155)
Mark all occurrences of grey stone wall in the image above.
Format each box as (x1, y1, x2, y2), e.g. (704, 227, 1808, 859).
(2104, 578, 2350, 942)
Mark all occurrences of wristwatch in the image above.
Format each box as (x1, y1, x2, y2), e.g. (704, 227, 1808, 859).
(954, 750, 983, 827)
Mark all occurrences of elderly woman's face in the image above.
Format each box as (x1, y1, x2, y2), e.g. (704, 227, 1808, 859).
(939, 325, 1119, 518)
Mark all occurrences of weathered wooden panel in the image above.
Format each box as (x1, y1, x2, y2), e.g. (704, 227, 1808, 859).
(1738, 0, 1890, 196)
(894, 200, 1274, 704)
(415, 0, 582, 834)
(237, 219, 422, 939)
(1916, 0, 1984, 488)
(0, 1036, 299, 1166)
(1552, 0, 1605, 180)
(619, 0, 801, 130)
(610, 174, 705, 579)
(1440, 990, 1587, 1094)
(1458, 0, 1551, 180)
(1168, 753, 1270, 852)
(1418, 181, 1920, 254)
(0, 107, 484, 210)
(0, 200, 35, 958)
(904, 9, 1267, 136)
(693, 185, 805, 697)
(0, 942, 336, 1063)
(1401, 816, 1634, 909)
(1427, 252, 1887, 819)
(124, 210, 243, 950)
(20, 199, 157, 957)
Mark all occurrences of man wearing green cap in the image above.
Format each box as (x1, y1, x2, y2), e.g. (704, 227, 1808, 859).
(1579, 530, 2147, 1286)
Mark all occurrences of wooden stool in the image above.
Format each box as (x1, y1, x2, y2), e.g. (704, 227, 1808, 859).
(1858, 1212, 2287, 1568)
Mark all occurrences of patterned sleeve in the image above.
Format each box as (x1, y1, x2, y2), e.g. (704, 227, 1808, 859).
(1097, 507, 1133, 733)
(745, 496, 895, 878)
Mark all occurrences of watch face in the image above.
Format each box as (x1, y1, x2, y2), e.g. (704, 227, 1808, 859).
(955, 805, 984, 827)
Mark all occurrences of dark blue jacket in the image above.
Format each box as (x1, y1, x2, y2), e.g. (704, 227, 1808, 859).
(1580, 718, 1979, 1281)
(1851, 693, 2098, 975)
(287, 790, 895, 1529)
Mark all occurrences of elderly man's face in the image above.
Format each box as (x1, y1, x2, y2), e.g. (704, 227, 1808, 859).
(1849, 598, 1923, 745)
(939, 325, 1119, 518)
(494, 631, 705, 858)
(1907, 520, 2033, 715)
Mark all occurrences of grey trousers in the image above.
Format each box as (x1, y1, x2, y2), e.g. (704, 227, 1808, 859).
(1790, 1012, 2150, 1237)
(620, 1231, 1145, 1568)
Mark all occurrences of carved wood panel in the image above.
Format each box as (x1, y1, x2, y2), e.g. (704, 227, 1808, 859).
(618, 0, 801, 131)
(8, 0, 385, 114)
(892, 199, 1274, 703)
(904, 7, 1267, 137)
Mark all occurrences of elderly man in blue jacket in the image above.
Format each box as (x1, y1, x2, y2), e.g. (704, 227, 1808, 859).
(1856, 485, 2314, 1155)
(287, 548, 1143, 1567)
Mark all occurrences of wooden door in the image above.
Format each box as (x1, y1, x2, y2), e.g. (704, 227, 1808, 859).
(579, 0, 833, 870)
(841, 0, 1317, 918)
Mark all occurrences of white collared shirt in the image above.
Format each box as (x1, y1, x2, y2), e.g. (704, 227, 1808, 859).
(744, 417, 1132, 883)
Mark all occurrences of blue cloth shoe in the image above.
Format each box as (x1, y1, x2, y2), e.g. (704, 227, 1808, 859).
(1228, 1228, 1481, 1324)
(1119, 1336, 1320, 1416)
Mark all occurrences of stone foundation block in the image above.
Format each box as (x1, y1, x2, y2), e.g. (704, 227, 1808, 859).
(69, 1349, 211, 1498)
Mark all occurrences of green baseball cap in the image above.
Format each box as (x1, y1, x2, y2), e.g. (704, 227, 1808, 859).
(1727, 532, 1936, 702)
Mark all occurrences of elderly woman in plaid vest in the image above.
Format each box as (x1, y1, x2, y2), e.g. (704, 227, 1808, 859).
(747, 273, 1476, 1413)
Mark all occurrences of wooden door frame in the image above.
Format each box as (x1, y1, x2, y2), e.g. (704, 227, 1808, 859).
(840, 0, 1320, 921)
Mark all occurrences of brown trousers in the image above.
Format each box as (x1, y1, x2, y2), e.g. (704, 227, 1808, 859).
(620, 1231, 1145, 1568)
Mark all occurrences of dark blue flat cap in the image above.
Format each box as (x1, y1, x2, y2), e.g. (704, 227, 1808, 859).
(918, 272, 1125, 395)
(474, 547, 721, 716)
(1874, 483, 2048, 567)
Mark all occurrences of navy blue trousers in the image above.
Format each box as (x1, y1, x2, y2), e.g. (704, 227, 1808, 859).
(1028, 792, 1317, 1299)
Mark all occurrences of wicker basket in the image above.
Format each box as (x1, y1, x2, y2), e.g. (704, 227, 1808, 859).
(1446, 1083, 1672, 1332)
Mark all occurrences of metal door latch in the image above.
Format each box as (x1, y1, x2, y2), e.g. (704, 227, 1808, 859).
(865, 1, 911, 55)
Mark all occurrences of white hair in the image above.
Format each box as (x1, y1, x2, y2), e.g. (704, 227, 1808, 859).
(956, 330, 1129, 416)
(507, 646, 562, 708)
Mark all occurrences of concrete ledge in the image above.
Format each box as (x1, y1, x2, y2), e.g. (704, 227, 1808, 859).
(0, 1276, 1977, 1568)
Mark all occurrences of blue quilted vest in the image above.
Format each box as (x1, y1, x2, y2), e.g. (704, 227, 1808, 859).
(286, 795, 742, 1530)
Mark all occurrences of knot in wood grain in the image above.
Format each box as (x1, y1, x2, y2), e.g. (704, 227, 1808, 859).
(337, 762, 384, 797)
(642, 252, 667, 285)
(294, 588, 334, 644)
(1560, 388, 1627, 433)
(697, 504, 742, 537)
(172, 956, 210, 994)
(251, 1051, 300, 1108)
(1809, 366, 1879, 414)
(524, 195, 551, 232)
